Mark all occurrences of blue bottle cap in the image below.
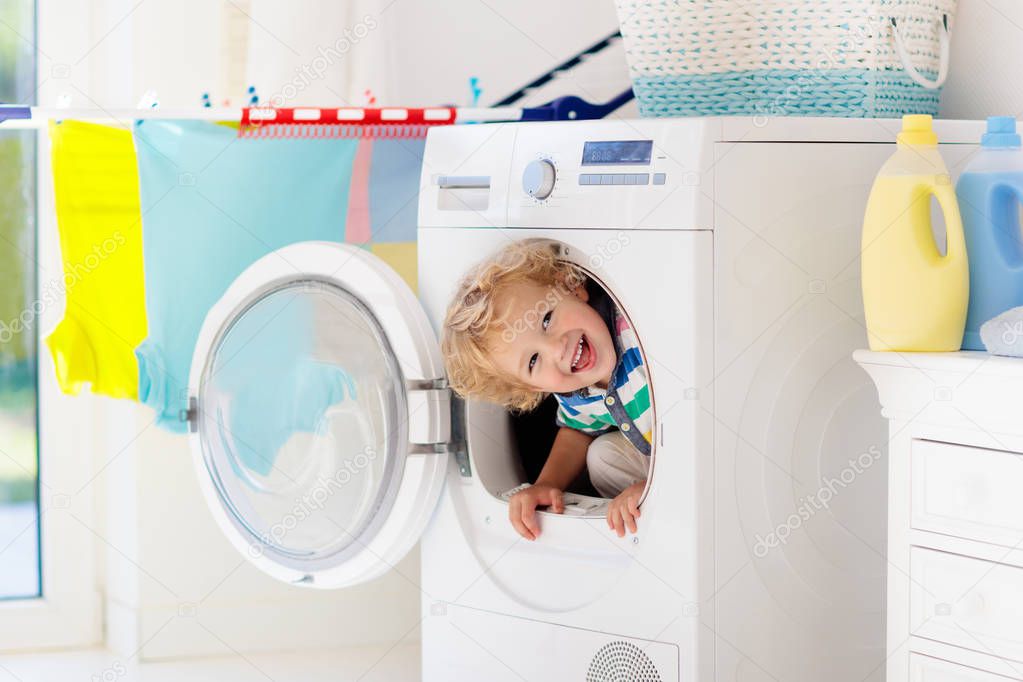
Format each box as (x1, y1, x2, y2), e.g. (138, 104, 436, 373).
(982, 116, 1022, 148)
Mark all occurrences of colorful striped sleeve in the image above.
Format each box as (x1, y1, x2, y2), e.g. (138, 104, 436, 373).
(555, 400, 614, 436)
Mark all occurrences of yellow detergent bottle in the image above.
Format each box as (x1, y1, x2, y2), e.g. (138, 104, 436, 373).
(861, 115, 969, 351)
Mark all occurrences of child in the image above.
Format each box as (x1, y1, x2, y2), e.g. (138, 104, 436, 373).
(442, 240, 652, 540)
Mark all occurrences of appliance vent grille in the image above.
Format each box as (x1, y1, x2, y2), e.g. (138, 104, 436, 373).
(586, 640, 662, 682)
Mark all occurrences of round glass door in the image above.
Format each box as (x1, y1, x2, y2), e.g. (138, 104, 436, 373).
(196, 278, 408, 571)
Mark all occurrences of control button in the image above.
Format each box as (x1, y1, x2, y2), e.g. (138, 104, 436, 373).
(578, 174, 594, 185)
(612, 174, 627, 185)
(653, 173, 666, 185)
(522, 159, 557, 200)
(633, 173, 650, 185)
(600, 175, 613, 185)
(605, 396, 616, 406)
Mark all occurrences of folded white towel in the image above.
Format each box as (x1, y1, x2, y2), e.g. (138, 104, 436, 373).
(980, 306, 1023, 357)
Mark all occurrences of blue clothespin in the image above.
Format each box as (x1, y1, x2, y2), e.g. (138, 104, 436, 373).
(247, 85, 258, 106)
(201, 92, 211, 108)
(469, 77, 482, 107)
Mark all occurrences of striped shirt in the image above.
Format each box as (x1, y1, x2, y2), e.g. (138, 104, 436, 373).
(554, 310, 652, 456)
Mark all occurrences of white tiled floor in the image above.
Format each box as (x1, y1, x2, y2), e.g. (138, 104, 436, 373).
(0, 643, 420, 681)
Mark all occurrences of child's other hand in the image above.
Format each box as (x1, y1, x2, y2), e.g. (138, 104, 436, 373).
(508, 483, 565, 540)
(607, 480, 646, 537)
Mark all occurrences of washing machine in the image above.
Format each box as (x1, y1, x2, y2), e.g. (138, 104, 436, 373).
(181, 117, 984, 681)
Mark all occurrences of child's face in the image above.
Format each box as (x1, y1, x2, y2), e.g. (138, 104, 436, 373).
(489, 280, 617, 394)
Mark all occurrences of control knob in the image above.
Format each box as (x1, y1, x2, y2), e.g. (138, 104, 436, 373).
(522, 159, 556, 200)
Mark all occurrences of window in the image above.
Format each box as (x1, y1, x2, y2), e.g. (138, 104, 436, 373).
(0, 1, 99, 650)
(0, 0, 40, 601)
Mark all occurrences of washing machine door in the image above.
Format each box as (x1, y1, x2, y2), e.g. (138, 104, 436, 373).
(185, 241, 449, 589)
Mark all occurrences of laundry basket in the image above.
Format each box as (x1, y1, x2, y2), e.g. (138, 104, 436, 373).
(615, 1, 956, 118)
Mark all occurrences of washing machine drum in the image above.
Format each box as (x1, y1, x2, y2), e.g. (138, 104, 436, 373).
(186, 242, 449, 589)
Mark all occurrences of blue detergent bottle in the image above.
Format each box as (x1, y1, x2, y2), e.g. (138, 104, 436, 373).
(957, 117, 1023, 350)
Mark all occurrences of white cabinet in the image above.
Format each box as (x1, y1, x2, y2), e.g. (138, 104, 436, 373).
(857, 351, 1023, 682)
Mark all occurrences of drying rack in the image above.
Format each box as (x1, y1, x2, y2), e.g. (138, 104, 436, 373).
(0, 31, 632, 130)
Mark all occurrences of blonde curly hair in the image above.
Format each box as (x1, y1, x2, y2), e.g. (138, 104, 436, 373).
(441, 240, 586, 412)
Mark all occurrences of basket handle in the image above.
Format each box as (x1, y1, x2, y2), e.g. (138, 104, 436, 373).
(890, 15, 951, 89)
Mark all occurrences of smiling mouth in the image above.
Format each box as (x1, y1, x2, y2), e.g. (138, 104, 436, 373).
(570, 334, 596, 373)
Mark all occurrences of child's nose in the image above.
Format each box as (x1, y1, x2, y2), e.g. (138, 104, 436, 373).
(550, 333, 570, 365)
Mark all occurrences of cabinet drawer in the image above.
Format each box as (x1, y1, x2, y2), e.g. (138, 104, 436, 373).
(911, 653, 1023, 680)
(911, 547, 1023, 663)
(912, 439, 1023, 548)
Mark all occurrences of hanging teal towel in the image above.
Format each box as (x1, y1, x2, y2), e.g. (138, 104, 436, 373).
(368, 138, 425, 243)
(133, 120, 357, 435)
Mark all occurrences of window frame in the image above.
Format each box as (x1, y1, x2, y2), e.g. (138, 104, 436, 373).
(0, 0, 101, 650)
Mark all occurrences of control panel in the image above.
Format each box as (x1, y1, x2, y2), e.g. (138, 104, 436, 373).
(420, 119, 714, 231)
(507, 119, 713, 230)
(519, 138, 667, 200)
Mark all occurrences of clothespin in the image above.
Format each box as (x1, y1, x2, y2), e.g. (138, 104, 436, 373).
(201, 92, 212, 108)
(137, 89, 159, 109)
(247, 85, 258, 106)
(469, 77, 482, 107)
(134, 90, 159, 127)
(364, 89, 377, 106)
(54, 93, 72, 125)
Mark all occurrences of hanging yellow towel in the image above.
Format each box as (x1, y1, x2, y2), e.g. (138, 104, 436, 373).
(45, 121, 147, 399)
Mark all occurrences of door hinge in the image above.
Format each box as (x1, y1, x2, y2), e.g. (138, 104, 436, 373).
(407, 392, 470, 478)
(406, 378, 449, 391)
(181, 397, 198, 433)
(450, 395, 470, 477)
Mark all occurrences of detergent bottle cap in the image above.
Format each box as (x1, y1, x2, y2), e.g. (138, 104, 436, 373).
(897, 114, 938, 146)
(982, 116, 1022, 148)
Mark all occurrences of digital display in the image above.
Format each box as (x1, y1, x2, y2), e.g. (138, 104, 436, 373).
(581, 140, 653, 166)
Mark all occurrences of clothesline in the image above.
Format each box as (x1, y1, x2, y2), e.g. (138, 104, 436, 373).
(0, 105, 524, 129)
(0, 99, 624, 130)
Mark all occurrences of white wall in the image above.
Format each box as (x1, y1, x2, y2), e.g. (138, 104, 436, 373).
(35, 0, 621, 661)
(45, 1, 1023, 118)
(47, 0, 623, 111)
(940, 0, 1023, 119)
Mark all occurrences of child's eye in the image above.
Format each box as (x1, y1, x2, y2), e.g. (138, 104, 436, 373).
(542, 311, 552, 331)
(528, 353, 538, 373)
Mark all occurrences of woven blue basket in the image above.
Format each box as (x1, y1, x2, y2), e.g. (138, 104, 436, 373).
(616, 1, 956, 119)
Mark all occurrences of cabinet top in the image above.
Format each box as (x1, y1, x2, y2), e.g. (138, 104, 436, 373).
(854, 350, 1023, 379)
(854, 349, 1023, 444)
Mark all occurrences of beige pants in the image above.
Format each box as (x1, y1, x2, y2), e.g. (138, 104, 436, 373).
(586, 431, 650, 498)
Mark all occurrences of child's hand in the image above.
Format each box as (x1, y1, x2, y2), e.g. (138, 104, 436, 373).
(607, 480, 646, 537)
(508, 483, 565, 540)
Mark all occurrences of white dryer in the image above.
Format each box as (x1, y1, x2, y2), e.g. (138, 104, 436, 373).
(182, 117, 984, 681)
